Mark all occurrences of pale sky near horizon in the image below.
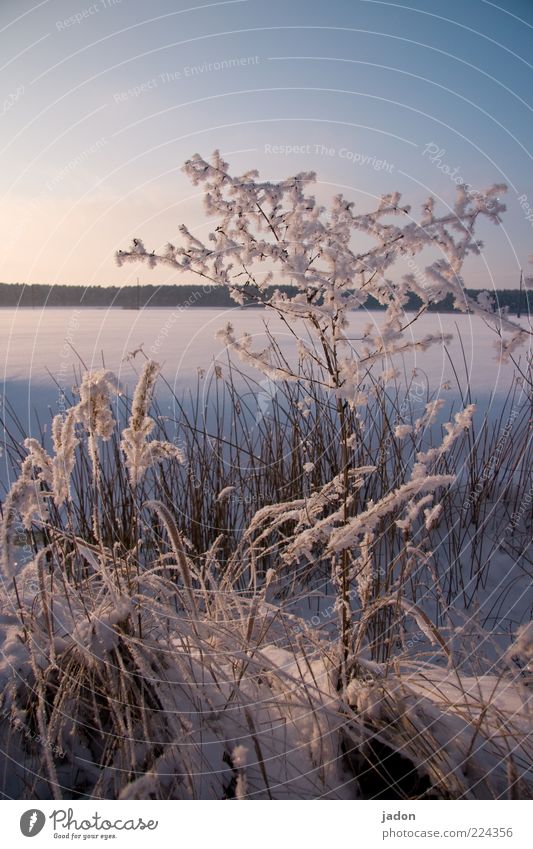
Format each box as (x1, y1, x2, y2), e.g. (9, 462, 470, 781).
(0, 0, 531, 290)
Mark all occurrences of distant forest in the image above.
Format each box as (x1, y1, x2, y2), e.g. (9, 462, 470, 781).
(0, 281, 530, 315)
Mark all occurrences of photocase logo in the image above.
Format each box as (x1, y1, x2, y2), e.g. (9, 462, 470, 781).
(20, 809, 46, 837)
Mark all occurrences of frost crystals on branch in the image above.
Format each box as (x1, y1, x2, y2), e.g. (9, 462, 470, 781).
(117, 151, 528, 383)
(115, 152, 528, 663)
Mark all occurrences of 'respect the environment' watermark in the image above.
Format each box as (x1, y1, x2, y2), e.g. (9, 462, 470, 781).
(113, 56, 261, 103)
(45, 140, 107, 192)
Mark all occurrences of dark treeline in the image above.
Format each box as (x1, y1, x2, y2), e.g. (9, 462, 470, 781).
(0, 281, 531, 314)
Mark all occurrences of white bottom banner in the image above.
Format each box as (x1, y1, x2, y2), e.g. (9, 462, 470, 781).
(2, 800, 529, 848)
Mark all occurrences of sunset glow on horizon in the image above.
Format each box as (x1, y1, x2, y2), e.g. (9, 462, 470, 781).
(0, 0, 531, 290)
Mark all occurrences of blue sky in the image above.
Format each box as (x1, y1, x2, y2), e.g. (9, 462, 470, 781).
(0, 0, 531, 288)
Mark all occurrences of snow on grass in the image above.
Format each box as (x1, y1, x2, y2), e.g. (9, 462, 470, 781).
(0, 359, 531, 800)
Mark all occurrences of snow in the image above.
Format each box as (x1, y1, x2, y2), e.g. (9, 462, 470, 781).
(0, 308, 527, 397)
(0, 157, 530, 801)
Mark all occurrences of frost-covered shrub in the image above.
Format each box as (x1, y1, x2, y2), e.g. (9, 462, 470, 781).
(1, 156, 531, 799)
(116, 153, 529, 658)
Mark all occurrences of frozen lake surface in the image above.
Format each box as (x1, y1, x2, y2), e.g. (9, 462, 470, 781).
(0, 306, 530, 443)
(1, 306, 527, 383)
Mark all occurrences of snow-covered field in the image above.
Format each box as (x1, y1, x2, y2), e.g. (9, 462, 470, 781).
(0, 308, 531, 800)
